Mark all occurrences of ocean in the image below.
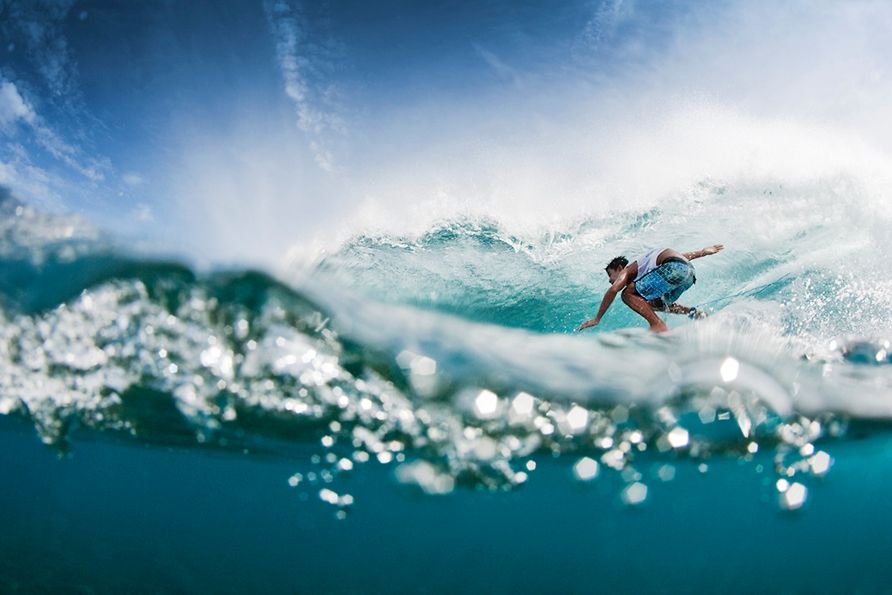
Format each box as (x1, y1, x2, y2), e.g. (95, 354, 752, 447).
(3, 178, 892, 593)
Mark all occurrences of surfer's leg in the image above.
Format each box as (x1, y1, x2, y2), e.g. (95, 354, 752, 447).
(623, 285, 668, 332)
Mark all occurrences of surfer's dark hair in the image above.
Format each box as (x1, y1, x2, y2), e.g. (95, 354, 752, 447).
(605, 256, 628, 272)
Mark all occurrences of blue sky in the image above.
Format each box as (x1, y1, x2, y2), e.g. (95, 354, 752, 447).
(3, 1, 892, 266)
(0, 0, 667, 257)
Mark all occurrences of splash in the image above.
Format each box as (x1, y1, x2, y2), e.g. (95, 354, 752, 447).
(3, 198, 891, 518)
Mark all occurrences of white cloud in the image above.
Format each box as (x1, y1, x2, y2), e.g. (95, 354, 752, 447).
(133, 203, 154, 222)
(472, 43, 522, 87)
(579, 0, 636, 50)
(0, 143, 64, 210)
(0, 75, 109, 187)
(0, 0, 115, 202)
(32, 121, 108, 182)
(263, 0, 345, 173)
(6, 0, 81, 102)
(122, 172, 145, 187)
(0, 80, 37, 129)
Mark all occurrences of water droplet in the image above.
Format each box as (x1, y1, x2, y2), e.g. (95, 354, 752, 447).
(622, 482, 648, 506)
(780, 482, 807, 510)
(512, 392, 535, 416)
(573, 457, 600, 481)
(657, 464, 676, 482)
(808, 451, 832, 476)
(720, 357, 740, 382)
(667, 427, 689, 448)
(566, 405, 589, 432)
(474, 390, 499, 418)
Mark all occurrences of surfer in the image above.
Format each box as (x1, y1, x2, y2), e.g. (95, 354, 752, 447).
(576, 245, 724, 333)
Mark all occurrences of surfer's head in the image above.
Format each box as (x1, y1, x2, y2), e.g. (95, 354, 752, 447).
(605, 256, 628, 283)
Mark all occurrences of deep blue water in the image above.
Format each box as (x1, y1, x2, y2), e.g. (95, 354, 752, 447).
(4, 193, 892, 593)
(3, 415, 892, 594)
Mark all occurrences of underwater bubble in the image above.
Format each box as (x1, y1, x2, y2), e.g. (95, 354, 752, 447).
(411, 355, 437, 376)
(319, 488, 339, 505)
(525, 460, 536, 471)
(601, 449, 625, 470)
(622, 482, 648, 506)
(776, 478, 790, 492)
(667, 427, 689, 448)
(808, 451, 832, 476)
(610, 405, 629, 423)
(0, 396, 18, 415)
(621, 467, 642, 483)
(780, 482, 807, 510)
(474, 389, 499, 418)
(337, 458, 353, 472)
(566, 405, 588, 432)
(395, 350, 416, 369)
(471, 437, 498, 461)
(512, 392, 535, 416)
(657, 464, 676, 482)
(573, 457, 600, 481)
(395, 461, 455, 495)
(720, 357, 740, 382)
(747, 442, 759, 454)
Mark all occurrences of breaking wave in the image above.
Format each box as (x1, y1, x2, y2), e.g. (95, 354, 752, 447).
(4, 180, 892, 514)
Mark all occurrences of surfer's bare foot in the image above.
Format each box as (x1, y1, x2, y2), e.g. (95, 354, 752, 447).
(688, 307, 707, 320)
(649, 321, 669, 333)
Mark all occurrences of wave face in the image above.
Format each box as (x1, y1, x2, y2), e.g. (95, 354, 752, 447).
(4, 183, 892, 516)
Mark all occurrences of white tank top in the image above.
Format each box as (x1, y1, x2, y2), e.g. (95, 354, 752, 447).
(634, 248, 663, 281)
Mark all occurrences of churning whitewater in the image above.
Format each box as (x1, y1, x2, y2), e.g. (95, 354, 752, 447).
(3, 173, 892, 513)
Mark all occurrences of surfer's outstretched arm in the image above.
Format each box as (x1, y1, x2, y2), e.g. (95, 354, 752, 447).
(683, 244, 724, 260)
(576, 269, 629, 331)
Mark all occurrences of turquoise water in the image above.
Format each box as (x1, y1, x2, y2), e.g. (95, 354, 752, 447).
(3, 186, 892, 593)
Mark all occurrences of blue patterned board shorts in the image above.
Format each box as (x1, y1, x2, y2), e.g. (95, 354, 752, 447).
(634, 259, 696, 304)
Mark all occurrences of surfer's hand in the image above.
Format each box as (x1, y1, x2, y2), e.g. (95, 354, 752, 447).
(576, 319, 597, 332)
(703, 244, 724, 256)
